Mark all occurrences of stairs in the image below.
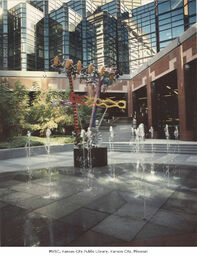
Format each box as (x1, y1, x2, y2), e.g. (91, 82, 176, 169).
(99, 119, 197, 154)
(101, 141, 197, 154)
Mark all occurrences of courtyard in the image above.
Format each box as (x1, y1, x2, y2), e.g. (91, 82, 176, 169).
(0, 150, 197, 246)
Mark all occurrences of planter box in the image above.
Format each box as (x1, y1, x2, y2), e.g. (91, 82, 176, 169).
(74, 147, 107, 168)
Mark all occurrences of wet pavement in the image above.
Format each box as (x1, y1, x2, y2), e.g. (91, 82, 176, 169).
(0, 161, 197, 246)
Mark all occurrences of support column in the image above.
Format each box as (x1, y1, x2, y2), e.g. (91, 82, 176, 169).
(127, 80, 133, 118)
(177, 45, 193, 141)
(146, 68, 153, 129)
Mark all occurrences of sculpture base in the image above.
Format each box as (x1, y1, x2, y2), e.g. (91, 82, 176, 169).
(74, 147, 107, 168)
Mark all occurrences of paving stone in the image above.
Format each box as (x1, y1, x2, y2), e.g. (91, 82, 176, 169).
(10, 182, 50, 196)
(0, 204, 27, 222)
(59, 207, 109, 231)
(0, 212, 53, 246)
(161, 191, 197, 223)
(34, 198, 80, 219)
(150, 209, 196, 232)
(0, 180, 21, 188)
(36, 220, 84, 246)
(8, 195, 56, 211)
(134, 222, 183, 241)
(0, 188, 13, 197)
(114, 202, 158, 221)
(0, 201, 7, 209)
(34, 188, 110, 219)
(0, 191, 36, 205)
(86, 190, 126, 214)
(70, 230, 125, 246)
(93, 215, 146, 242)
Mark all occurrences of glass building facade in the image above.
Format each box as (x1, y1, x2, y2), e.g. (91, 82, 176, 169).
(131, 0, 196, 60)
(8, 2, 44, 70)
(93, 0, 142, 10)
(0, 0, 196, 73)
(0, 0, 8, 70)
(87, 11, 117, 69)
(48, 4, 83, 67)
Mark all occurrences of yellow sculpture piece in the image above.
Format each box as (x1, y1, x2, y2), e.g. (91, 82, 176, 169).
(88, 63, 93, 74)
(53, 56, 59, 67)
(65, 59, 73, 69)
(84, 96, 126, 109)
(100, 66, 105, 77)
(77, 60, 82, 71)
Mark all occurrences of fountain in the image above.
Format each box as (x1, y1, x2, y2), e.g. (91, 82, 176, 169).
(45, 128, 53, 199)
(45, 128, 51, 155)
(109, 125, 114, 151)
(130, 125, 135, 141)
(174, 125, 179, 140)
(149, 126, 154, 139)
(25, 131, 32, 188)
(26, 130, 31, 157)
(164, 124, 170, 140)
(174, 125, 179, 153)
(164, 124, 170, 152)
(138, 123, 145, 141)
(149, 126, 154, 153)
(132, 115, 137, 129)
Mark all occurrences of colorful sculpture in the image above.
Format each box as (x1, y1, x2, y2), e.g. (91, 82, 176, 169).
(51, 56, 123, 141)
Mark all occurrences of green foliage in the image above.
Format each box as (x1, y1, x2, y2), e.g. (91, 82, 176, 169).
(0, 79, 29, 140)
(26, 89, 74, 135)
(0, 77, 107, 142)
(0, 135, 74, 149)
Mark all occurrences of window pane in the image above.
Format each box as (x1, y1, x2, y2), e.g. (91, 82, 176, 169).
(189, 1, 196, 15)
(159, 29, 172, 41)
(158, 1, 170, 14)
(171, 0, 183, 9)
(172, 26, 184, 38)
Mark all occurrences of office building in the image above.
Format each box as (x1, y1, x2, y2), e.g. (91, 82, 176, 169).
(0, 0, 196, 73)
(93, 0, 142, 10)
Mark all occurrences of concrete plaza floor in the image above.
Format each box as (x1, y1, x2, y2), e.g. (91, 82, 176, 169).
(0, 150, 197, 246)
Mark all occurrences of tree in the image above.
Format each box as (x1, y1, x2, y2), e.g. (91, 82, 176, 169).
(26, 89, 74, 135)
(0, 79, 29, 140)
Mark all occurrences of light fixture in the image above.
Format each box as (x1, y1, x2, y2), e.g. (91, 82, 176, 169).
(0, 7, 3, 16)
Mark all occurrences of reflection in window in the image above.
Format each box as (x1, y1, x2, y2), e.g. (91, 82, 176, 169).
(159, 29, 172, 41)
(189, 16, 196, 25)
(172, 26, 184, 38)
(171, 0, 183, 9)
(158, 1, 170, 14)
(189, 1, 196, 16)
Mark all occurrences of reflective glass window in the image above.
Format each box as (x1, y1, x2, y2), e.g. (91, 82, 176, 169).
(159, 29, 172, 41)
(158, 1, 170, 14)
(189, 16, 196, 25)
(172, 14, 184, 22)
(172, 20, 184, 27)
(171, 8, 183, 16)
(160, 23, 171, 30)
(159, 12, 171, 20)
(160, 40, 170, 49)
(171, 0, 183, 9)
(172, 25, 184, 38)
(189, 1, 196, 15)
